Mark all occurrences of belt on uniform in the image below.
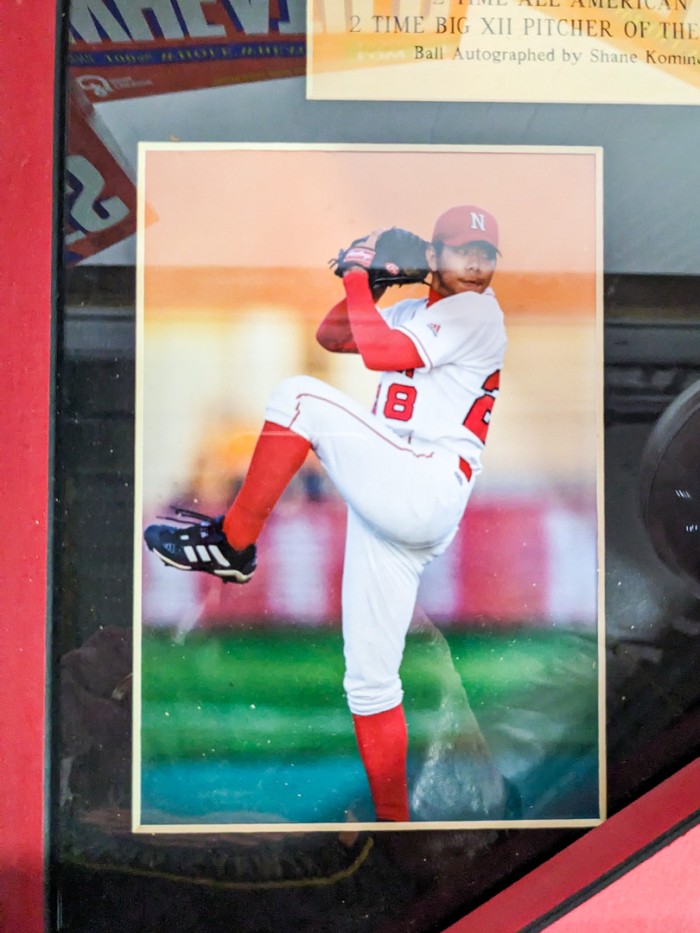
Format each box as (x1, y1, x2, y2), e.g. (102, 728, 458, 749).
(458, 458, 473, 481)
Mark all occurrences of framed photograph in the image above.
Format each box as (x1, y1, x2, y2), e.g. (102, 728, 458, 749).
(134, 142, 604, 832)
(33, 0, 700, 930)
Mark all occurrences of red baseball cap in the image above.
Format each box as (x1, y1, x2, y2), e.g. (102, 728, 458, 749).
(432, 205, 500, 253)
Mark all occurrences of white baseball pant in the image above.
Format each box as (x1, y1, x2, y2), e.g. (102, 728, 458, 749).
(265, 375, 472, 716)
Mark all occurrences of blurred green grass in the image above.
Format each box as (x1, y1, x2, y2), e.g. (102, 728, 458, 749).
(140, 626, 599, 763)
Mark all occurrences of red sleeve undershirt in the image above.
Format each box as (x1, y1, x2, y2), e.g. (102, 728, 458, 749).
(315, 298, 357, 354)
(316, 270, 425, 372)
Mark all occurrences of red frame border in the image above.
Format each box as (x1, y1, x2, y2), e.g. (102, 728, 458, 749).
(443, 759, 699, 931)
(1, 6, 55, 933)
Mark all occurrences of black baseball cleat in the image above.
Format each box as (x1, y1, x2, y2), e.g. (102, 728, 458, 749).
(144, 507, 257, 583)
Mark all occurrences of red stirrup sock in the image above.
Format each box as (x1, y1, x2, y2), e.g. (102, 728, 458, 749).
(223, 421, 311, 550)
(352, 705, 410, 822)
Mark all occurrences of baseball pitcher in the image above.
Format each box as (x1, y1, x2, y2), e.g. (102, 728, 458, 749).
(145, 204, 507, 823)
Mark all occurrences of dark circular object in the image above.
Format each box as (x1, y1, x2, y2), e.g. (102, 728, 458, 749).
(640, 380, 700, 593)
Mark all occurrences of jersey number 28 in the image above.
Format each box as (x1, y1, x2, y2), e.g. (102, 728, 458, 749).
(383, 369, 500, 443)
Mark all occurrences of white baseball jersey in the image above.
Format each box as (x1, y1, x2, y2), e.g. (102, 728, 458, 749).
(376, 288, 507, 475)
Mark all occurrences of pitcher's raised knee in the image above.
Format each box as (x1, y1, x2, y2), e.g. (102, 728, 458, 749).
(264, 375, 331, 436)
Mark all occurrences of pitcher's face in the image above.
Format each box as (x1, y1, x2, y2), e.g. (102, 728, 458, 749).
(427, 242, 497, 297)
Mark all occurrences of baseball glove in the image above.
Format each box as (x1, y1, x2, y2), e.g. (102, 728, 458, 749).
(331, 227, 429, 289)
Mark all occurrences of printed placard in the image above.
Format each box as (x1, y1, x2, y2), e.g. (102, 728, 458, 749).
(307, 0, 700, 103)
(133, 143, 605, 833)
